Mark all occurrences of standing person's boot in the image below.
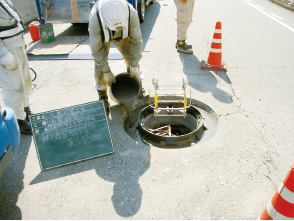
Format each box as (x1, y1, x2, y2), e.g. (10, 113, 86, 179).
(17, 119, 32, 135)
(175, 41, 192, 49)
(24, 106, 33, 121)
(176, 40, 193, 54)
(97, 90, 110, 115)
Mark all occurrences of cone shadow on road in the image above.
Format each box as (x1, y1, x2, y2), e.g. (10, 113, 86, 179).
(179, 53, 232, 104)
(29, 104, 151, 217)
(0, 135, 32, 220)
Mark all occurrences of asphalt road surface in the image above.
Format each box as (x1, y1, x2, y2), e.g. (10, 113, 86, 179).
(0, 0, 294, 219)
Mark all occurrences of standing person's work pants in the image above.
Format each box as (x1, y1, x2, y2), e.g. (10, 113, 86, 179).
(0, 45, 31, 120)
(174, 0, 195, 41)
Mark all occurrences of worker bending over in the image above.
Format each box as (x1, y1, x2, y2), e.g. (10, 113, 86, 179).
(89, 0, 144, 114)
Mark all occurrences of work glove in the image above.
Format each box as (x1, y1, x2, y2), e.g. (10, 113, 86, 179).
(1, 52, 18, 71)
(104, 72, 116, 85)
(130, 66, 140, 78)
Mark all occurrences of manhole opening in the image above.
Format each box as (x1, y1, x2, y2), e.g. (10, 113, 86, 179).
(147, 123, 192, 137)
(138, 105, 206, 147)
(123, 99, 218, 148)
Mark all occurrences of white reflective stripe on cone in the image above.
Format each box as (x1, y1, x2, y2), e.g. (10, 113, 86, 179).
(210, 48, 222, 53)
(266, 200, 294, 220)
(214, 29, 222, 33)
(212, 39, 222, 43)
(278, 183, 294, 204)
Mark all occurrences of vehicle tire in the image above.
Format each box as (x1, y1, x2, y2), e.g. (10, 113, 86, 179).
(138, 0, 145, 23)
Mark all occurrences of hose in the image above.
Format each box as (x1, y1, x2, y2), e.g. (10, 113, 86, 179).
(30, 67, 37, 82)
(0, 68, 37, 89)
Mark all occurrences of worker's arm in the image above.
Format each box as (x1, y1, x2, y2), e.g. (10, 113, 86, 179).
(128, 6, 143, 68)
(88, 9, 111, 74)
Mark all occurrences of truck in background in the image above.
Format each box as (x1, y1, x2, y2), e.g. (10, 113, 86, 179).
(37, 0, 154, 24)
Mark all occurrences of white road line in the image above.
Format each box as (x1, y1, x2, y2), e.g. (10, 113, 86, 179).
(270, 13, 283, 20)
(256, 4, 264, 9)
(243, 0, 294, 33)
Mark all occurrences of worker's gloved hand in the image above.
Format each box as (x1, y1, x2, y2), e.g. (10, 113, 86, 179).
(130, 66, 139, 78)
(1, 52, 18, 71)
(104, 72, 116, 85)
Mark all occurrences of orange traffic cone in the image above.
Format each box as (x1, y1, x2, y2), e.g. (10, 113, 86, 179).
(259, 164, 294, 220)
(200, 21, 227, 72)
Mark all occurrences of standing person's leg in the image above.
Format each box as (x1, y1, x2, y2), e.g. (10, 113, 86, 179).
(175, 0, 195, 54)
(0, 47, 32, 134)
(19, 45, 34, 121)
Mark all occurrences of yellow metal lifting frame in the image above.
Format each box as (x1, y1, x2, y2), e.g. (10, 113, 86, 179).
(151, 78, 191, 117)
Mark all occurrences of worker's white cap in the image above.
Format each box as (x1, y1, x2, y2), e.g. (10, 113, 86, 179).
(101, 0, 129, 31)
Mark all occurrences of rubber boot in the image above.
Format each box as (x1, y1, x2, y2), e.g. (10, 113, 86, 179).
(176, 40, 193, 54)
(24, 106, 33, 121)
(17, 119, 32, 135)
(97, 90, 110, 115)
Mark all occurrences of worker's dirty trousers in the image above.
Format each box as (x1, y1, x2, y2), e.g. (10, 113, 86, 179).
(0, 38, 31, 120)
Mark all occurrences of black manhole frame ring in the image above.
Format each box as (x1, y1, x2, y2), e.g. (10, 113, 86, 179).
(137, 104, 207, 147)
(122, 97, 219, 148)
